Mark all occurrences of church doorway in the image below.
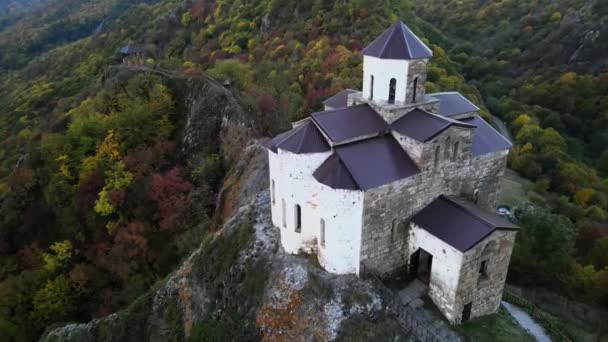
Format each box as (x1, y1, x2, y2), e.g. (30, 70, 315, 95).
(409, 248, 433, 285)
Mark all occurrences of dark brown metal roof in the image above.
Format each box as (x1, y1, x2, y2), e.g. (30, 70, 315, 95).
(313, 153, 359, 190)
(311, 104, 388, 143)
(412, 196, 518, 252)
(323, 89, 358, 109)
(324, 135, 420, 190)
(363, 21, 433, 60)
(391, 108, 474, 142)
(427, 92, 480, 118)
(264, 120, 330, 154)
(460, 115, 512, 156)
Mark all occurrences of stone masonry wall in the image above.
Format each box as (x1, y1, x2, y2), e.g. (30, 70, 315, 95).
(347, 91, 440, 124)
(453, 230, 517, 323)
(359, 127, 509, 276)
(406, 59, 428, 104)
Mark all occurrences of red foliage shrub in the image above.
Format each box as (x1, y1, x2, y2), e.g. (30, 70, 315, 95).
(150, 167, 193, 230)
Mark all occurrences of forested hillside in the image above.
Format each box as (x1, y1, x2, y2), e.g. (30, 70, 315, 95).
(418, 0, 608, 309)
(0, 0, 486, 340)
(0, 0, 607, 340)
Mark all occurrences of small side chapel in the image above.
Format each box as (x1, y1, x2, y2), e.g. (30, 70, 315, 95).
(265, 20, 518, 324)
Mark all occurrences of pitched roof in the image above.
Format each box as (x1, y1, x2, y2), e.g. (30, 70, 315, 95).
(312, 153, 359, 190)
(323, 89, 358, 109)
(391, 108, 474, 142)
(427, 92, 480, 118)
(311, 104, 388, 144)
(461, 115, 512, 156)
(363, 20, 433, 60)
(120, 44, 141, 55)
(314, 135, 419, 190)
(412, 196, 519, 252)
(264, 120, 330, 154)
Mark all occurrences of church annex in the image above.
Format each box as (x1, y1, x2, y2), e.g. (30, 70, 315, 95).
(264, 20, 518, 324)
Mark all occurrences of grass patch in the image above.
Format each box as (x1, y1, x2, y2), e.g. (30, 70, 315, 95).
(336, 312, 411, 341)
(497, 169, 534, 208)
(189, 215, 270, 341)
(421, 297, 535, 342)
(454, 308, 536, 342)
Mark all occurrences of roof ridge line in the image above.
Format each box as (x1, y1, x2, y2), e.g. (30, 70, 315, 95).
(379, 24, 394, 59)
(401, 22, 433, 56)
(276, 122, 306, 149)
(444, 196, 514, 229)
(472, 115, 512, 146)
(399, 21, 413, 59)
(333, 151, 362, 190)
(313, 103, 368, 116)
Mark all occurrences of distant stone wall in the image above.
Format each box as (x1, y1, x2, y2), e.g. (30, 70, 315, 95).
(454, 230, 516, 323)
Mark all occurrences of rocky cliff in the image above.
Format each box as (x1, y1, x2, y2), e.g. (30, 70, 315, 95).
(42, 73, 411, 342)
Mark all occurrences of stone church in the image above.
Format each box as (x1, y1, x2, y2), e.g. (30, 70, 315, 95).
(265, 20, 518, 324)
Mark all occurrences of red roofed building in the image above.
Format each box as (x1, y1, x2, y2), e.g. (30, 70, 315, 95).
(264, 20, 518, 324)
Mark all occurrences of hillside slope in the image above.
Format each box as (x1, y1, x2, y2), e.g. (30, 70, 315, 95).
(42, 140, 410, 341)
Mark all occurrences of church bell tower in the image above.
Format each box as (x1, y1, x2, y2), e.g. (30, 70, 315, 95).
(361, 21, 433, 107)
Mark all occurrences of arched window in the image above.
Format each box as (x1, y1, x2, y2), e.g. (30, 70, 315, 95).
(434, 145, 441, 168)
(444, 137, 451, 159)
(453, 141, 459, 161)
(370, 75, 374, 100)
(391, 219, 397, 242)
(388, 78, 396, 104)
(294, 204, 302, 233)
(320, 219, 326, 248)
(271, 180, 275, 205)
(412, 77, 418, 103)
(478, 241, 497, 285)
(281, 199, 286, 228)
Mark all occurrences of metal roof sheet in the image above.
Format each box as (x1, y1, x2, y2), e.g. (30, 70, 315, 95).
(412, 196, 518, 252)
(363, 20, 433, 60)
(427, 92, 480, 118)
(332, 135, 420, 190)
(313, 153, 359, 190)
(264, 120, 330, 154)
(391, 108, 474, 142)
(461, 115, 512, 156)
(323, 89, 358, 109)
(311, 104, 388, 144)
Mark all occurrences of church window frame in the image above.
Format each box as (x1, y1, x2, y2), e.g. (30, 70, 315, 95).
(282, 199, 286, 228)
(295, 204, 302, 233)
(388, 78, 397, 104)
(412, 77, 418, 103)
(320, 219, 326, 248)
(453, 141, 460, 161)
(271, 179, 276, 205)
(434, 145, 441, 168)
(370, 75, 374, 100)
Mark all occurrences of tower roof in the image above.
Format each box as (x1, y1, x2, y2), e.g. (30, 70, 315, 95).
(363, 21, 433, 60)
